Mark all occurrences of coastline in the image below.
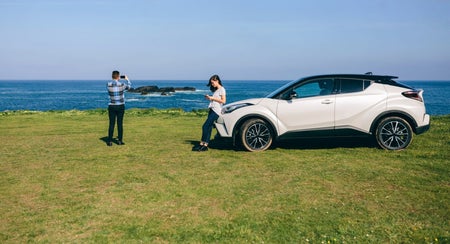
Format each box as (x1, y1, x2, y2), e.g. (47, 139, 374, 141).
(1, 80, 449, 115)
(1, 108, 448, 117)
(0, 108, 210, 117)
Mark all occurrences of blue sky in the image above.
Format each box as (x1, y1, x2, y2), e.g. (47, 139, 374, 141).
(1, 0, 449, 80)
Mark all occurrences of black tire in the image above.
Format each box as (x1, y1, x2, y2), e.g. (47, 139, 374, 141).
(240, 118, 273, 152)
(375, 116, 413, 150)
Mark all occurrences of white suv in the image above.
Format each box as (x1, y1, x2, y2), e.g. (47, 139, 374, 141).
(215, 74, 430, 151)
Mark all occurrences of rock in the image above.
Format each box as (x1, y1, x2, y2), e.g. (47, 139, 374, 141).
(159, 87, 176, 93)
(175, 87, 196, 91)
(128, 85, 196, 95)
(128, 86, 159, 94)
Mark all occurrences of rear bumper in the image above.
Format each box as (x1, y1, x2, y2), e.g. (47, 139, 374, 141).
(416, 124, 430, 135)
(415, 114, 430, 135)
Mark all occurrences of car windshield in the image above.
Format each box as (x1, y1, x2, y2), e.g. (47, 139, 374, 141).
(266, 79, 300, 98)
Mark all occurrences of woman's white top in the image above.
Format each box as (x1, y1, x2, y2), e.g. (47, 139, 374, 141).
(208, 86, 226, 115)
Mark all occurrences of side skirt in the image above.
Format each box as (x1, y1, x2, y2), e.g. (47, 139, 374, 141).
(277, 128, 371, 141)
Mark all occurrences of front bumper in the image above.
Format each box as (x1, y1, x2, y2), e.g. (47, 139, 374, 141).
(215, 116, 232, 137)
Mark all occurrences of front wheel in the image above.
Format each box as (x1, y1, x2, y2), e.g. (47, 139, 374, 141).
(240, 119, 273, 152)
(375, 116, 413, 150)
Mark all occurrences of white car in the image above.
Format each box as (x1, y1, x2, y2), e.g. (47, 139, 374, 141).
(215, 73, 430, 151)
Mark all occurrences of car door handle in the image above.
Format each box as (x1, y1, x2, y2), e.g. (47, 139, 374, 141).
(321, 99, 333, 104)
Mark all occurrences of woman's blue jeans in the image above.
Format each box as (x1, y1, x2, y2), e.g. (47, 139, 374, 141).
(201, 109, 219, 144)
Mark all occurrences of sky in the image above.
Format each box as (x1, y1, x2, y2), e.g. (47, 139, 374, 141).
(0, 0, 449, 80)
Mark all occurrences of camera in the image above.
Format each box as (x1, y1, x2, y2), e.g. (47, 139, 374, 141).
(120, 75, 126, 79)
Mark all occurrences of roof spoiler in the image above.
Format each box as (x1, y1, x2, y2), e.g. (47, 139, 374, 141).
(365, 72, 398, 80)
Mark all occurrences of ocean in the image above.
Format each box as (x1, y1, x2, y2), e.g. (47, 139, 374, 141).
(0, 80, 449, 115)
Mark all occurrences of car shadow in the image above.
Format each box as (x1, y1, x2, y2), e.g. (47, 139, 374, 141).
(189, 136, 378, 151)
(274, 137, 378, 150)
(208, 137, 237, 151)
(188, 136, 378, 151)
(187, 137, 238, 151)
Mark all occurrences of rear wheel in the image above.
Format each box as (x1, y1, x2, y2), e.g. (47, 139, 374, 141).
(375, 116, 413, 150)
(240, 119, 273, 152)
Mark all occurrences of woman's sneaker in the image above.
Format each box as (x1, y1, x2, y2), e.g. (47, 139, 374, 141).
(198, 145, 208, 152)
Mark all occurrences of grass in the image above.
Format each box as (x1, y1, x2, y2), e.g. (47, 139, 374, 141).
(0, 109, 449, 243)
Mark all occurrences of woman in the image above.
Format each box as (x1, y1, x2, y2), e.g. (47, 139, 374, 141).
(197, 75, 226, 152)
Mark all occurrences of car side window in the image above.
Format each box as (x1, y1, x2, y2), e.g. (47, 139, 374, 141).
(281, 79, 334, 99)
(294, 82, 321, 98)
(339, 79, 372, 94)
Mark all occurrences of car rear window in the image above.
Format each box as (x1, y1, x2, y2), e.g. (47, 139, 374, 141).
(339, 79, 372, 93)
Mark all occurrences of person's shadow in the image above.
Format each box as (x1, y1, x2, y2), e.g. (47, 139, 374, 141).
(99, 137, 121, 145)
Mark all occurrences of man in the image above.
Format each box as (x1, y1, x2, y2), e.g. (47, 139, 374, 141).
(107, 70, 131, 146)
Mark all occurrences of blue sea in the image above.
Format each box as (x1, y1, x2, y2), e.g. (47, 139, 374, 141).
(0, 80, 449, 115)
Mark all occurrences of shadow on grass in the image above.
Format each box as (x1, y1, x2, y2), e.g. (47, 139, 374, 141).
(99, 136, 123, 146)
(275, 136, 378, 150)
(186, 140, 199, 151)
(190, 136, 379, 151)
(187, 137, 237, 152)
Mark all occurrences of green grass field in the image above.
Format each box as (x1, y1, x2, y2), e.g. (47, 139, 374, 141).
(1, 109, 449, 243)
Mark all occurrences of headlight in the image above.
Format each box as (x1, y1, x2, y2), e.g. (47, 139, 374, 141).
(222, 103, 252, 114)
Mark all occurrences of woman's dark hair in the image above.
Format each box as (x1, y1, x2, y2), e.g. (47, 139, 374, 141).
(207, 74, 223, 92)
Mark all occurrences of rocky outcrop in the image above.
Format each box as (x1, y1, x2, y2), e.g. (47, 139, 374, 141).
(128, 86, 196, 95)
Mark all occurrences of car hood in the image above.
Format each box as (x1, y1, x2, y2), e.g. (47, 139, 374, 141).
(226, 98, 264, 107)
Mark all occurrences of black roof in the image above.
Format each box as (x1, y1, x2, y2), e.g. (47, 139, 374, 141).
(265, 73, 406, 98)
(300, 74, 398, 81)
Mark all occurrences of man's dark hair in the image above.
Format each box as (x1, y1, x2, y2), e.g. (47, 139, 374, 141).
(112, 70, 120, 79)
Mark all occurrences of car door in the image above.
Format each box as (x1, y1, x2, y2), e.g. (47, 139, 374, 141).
(276, 79, 335, 136)
(334, 78, 387, 133)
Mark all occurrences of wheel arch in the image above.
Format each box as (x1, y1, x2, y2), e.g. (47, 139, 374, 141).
(370, 110, 418, 134)
(232, 114, 278, 145)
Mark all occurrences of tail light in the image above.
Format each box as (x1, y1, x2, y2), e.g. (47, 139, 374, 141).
(402, 90, 423, 102)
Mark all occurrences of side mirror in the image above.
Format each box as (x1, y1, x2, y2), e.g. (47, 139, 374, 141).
(288, 90, 298, 100)
(281, 90, 298, 100)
